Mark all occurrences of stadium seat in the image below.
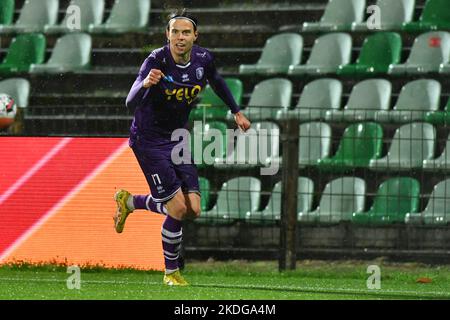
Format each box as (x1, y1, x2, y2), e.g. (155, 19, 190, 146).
(190, 121, 228, 169)
(424, 97, 450, 125)
(325, 79, 391, 121)
(351, 0, 415, 31)
(0, 33, 46, 75)
(29, 33, 92, 73)
(0, 0, 58, 34)
(405, 179, 450, 225)
(0, 0, 14, 26)
(239, 33, 303, 75)
(353, 177, 420, 225)
(288, 33, 352, 76)
(369, 122, 436, 171)
(299, 177, 366, 223)
(317, 122, 383, 172)
(302, 0, 366, 32)
(337, 32, 402, 75)
(388, 31, 450, 75)
(375, 79, 441, 123)
(214, 121, 279, 171)
(299, 122, 332, 167)
(198, 177, 261, 225)
(266, 121, 332, 168)
(236, 78, 292, 121)
(402, 0, 450, 31)
(198, 177, 210, 211)
(89, 0, 150, 33)
(190, 78, 243, 121)
(245, 177, 314, 224)
(277, 78, 342, 121)
(45, 0, 105, 33)
(423, 133, 450, 171)
(0, 78, 30, 108)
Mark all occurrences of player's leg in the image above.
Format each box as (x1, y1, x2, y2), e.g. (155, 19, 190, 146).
(184, 192, 201, 220)
(159, 162, 201, 284)
(162, 189, 189, 286)
(176, 162, 201, 220)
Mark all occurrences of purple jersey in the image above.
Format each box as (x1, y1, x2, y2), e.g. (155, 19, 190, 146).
(126, 44, 240, 152)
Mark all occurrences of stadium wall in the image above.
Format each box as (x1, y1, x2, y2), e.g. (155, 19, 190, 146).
(0, 137, 164, 270)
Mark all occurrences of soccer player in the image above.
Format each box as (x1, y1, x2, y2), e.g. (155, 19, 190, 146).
(114, 10, 251, 286)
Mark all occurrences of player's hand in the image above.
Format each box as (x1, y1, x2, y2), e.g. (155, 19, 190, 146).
(143, 69, 165, 88)
(234, 111, 251, 132)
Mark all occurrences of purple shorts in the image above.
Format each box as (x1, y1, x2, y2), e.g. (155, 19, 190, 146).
(131, 143, 200, 203)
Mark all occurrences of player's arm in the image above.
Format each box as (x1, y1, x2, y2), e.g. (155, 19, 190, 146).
(206, 59, 251, 132)
(125, 55, 164, 112)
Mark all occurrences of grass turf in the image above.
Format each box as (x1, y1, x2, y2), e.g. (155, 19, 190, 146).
(0, 259, 449, 300)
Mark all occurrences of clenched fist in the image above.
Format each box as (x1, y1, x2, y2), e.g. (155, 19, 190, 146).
(143, 69, 165, 88)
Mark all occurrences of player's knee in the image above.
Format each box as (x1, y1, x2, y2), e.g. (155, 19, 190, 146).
(171, 202, 188, 220)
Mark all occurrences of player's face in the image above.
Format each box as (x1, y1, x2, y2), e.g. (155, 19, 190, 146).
(166, 19, 198, 57)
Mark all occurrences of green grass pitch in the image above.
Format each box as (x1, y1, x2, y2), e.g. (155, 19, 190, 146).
(1, 260, 449, 300)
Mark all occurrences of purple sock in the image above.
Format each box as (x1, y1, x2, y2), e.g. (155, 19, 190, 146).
(133, 195, 167, 215)
(162, 215, 182, 273)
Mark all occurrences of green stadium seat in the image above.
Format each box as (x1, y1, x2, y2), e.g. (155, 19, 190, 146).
(440, 63, 450, 74)
(198, 177, 210, 212)
(325, 79, 391, 121)
(0, 78, 30, 108)
(352, 0, 415, 31)
(45, 0, 105, 33)
(214, 121, 279, 171)
(245, 177, 314, 224)
(375, 79, 441, 123)
(189, 78, 243, 121)
(353, 177, 420, 225)
(29, 33, 92, 73)
(0, 0, 58, 34)
(369, 122, 436, 171)
(288, 33, 352, 76)
(0, 0, 14, 26)
(338, 32, 402, 75)
(423, 133, 450, 171)
(388, 31, 450, 75)
(89, 0, 150, 33)
(405, 179, 450, 225)
(299, 177, 366, 223)
(0, 33, 46, 75)
(402, 0, 450, 32)
(277, 78, 342, 121)
(236, 78, 292, 121)
(189, 121, 228, 169)
(198, 176, 261, 225)
(302, 0, 366, 32)
(424, 97, 450, 125)
(317, 122, 383, 172)
(239, 33, 303, 75)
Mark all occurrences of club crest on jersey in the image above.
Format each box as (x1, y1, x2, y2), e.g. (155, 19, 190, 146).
(196, 67, 204, 80)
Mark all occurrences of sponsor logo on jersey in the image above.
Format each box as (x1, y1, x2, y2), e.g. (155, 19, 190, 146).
(165, 85, 203, 105)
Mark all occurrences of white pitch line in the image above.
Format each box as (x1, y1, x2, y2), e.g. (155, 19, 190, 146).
(0, 277, 449, 298)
